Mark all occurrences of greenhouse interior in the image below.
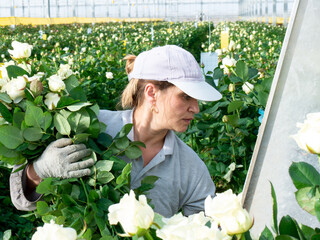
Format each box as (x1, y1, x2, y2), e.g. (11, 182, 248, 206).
(1, 0, 320, 239)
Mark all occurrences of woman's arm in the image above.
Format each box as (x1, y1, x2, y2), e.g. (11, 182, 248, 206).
(9, 164, 41, 211)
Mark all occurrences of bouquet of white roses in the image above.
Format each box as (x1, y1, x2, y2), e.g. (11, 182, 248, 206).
(0, 41, 150, 239)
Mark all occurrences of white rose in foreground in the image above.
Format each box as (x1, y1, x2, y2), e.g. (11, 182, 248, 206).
(44, 92, 60, 110)
(291, 112, 320, 154)
(156, 212, 231, 240)
(58, 64, 73, 80)
(48, 74, 65, 92)
(242, 82, 254, 94)
(1, 76, 27, 102)
(219, 208, 253, 235)
(8, 40, 33, 59)
(0, 61, 15, 85)
(205, 190, 253, 235)
(105, 72, 113, 79)
(31, 220, 77, 240)
(108, 190, 154, 237)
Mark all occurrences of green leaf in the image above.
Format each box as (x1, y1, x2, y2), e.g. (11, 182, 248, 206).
(257, 91, 269, 107)
(275, 236, 298, 240)
(289, 162, 320, 189)
(68, 109, 90, 133)
(115, 137, 130, 149)
(295, 187, 320, 215)
(228, 100, 244, 113)
(271, 182, 279, 235)
(24, 88, 34, 101)
(0, 125, 24, 149)
(95, 160, 113, 172)
(23, 127, 43, 141)
(125, 145, 142, 159)
(25, 105, 44, 128)
(42, 111, 52, 131)
(2, 230, 12, 240)
(13, 111, 25, 129)
(72, 133, 91, 143)
(116, 163, 131, 186)
(54, 112, 71, 135)
(235, 60, 248, 81)
(97, 132, 113, 148)
(69, 86, 87, 102)
(37, 201, 50, 215)
(0, 92, 12, 103)
(259, 226, 274, 240)
(56, 96, 79, 108)
(0, 101, 12, 123)
(279, 215, 299, 238)
(97, 171, 114, 184)
(64, 75, 79, 92)
(300, 224, 317, 239)
(212, 67, 223, 79)
(248, 67, 259, 80)
(6, 65, 29, 78)
(117, 123, 133, 138)
(316, 199, 320, 222)
(66, 102, 92, 112)
(36, 178, 54, 194)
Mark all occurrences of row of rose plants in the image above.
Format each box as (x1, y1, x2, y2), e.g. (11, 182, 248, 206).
(0, 21, 286, 193)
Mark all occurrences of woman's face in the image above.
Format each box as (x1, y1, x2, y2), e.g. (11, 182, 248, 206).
(156, 86, 199, 132)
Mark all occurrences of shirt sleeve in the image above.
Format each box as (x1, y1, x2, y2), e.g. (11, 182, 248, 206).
(9, 164, 41, 211)
(181, 164, 216, 216)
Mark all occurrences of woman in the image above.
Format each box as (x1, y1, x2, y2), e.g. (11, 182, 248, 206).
(10, 45, 222, 218)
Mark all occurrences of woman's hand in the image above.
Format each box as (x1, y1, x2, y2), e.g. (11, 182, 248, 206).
(33, 138, 94, 179)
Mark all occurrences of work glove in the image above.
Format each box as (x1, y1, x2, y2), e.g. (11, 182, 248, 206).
(33, 138, 94, 179)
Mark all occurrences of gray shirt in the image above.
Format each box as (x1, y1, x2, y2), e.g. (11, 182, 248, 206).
(10, 109, 216, 217)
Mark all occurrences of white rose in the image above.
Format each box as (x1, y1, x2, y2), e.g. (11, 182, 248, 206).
(58, 64, 73, 80)
(228, 40, 236, 51)
(8, 40, 33, 59)
(220, 56, 237, 74)
(31, 220, 77, 240)
(215, 49, 222, 56)
(105, 72, 113, 79)
(205, 190, 253, 235)
(108, 190, 154, 237)
(27, 72, 45, 82)
(44, 92, 60, 110)
(205, 190, 242, 220)
(219, 208, 253, 235)
(1, 76, 27, 102)
(291, 112, 320, 154)
(0, 61, 15, 86)
(242, 82, 254, 94)
(48, 74, 65, 92)
(156, 212, 231, 240)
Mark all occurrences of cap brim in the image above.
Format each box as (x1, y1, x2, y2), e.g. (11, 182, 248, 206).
(168, 80, 222, 101)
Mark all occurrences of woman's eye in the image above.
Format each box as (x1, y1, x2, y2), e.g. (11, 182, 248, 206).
(183, 94, 192, 100)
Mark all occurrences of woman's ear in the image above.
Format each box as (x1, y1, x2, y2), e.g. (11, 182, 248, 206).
(144, 83, 159, 113)
(144, 83, 158, 103)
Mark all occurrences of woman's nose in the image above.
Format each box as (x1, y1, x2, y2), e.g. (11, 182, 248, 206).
(189, 99, 200, 114)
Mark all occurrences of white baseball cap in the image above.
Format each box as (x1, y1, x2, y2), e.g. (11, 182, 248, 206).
(128, 45, 222, 101)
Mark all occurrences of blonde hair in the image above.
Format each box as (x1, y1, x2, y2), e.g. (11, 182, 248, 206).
(121, 54, 173, 109)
